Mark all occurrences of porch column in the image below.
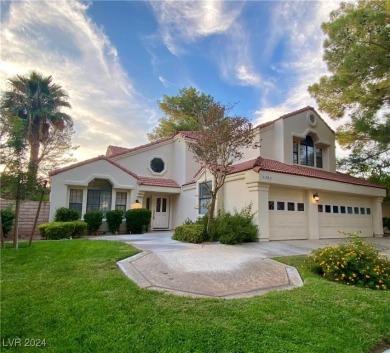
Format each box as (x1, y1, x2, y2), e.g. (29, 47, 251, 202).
(247, 183, 270, 242)
(372, 197, 384, 237)
(306, 190, 319, 240)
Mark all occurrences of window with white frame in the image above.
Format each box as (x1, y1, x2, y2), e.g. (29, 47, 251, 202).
(115, 192, 127, 215)
(69, 189, 83, 216)
(87, 179, 112, 215)
(199, 181, 212, 215)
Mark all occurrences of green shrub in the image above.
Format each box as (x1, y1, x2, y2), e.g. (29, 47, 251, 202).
(83, 210, 103, 235)
(125, 208, 151, 234)
(211, 205, 258, 245)
(383, 217, 390, 231)
(310, 233, 390, 290)
(54, 207, 80, 222)
(172, 224, 206, 243)
(106, 210, 124, 234)
(38, 221, 87, 240)
(1, 208, 15, 236)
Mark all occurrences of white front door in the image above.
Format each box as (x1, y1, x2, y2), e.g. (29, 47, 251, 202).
(153, 196, 169, 229)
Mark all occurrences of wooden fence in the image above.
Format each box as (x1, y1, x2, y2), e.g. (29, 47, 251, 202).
(1, 199, 50, 239)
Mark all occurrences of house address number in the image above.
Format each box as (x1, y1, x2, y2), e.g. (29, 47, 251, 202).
(262, 175, 272, 180)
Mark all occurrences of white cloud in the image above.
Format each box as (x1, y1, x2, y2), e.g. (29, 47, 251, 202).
(0, 0, 158, 163)
(254, 1, 344, 130)
(235, 65, 261, 87)
(150, 1, 243, 55)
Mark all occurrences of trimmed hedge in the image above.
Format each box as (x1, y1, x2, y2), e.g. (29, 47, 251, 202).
(125, 208, 151, 234)
(38, 221, 87, 240)
(83, 210, 103, 235)
(106, 210, 124, 234)
(54, 207, 80, 222)
(172, 224, 205, 243)
(1, 208, 15, 236)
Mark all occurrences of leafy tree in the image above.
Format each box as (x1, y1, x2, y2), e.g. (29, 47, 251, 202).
(1, 71, 74, 181)
(148, 87, 214, 140)
(308, 0, 390, 196)
(187, 103, 255, 234)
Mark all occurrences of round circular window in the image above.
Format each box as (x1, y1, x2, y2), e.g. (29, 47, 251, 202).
(307, 112, 317, 126)
(150, 157, 165, 173)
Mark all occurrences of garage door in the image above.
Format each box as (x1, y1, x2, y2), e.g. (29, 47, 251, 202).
(269, 200, 307, 240)
(318, 203, 374, 238)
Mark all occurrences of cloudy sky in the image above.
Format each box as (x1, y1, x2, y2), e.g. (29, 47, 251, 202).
(0, 0, 344, 163)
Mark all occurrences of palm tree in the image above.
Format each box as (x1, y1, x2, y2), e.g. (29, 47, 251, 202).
(1, 71, 73, 179)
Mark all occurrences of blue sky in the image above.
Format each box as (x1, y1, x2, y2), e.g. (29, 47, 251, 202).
(0, 0, 344, 162)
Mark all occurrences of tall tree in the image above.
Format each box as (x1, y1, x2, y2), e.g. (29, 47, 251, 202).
(1, 71, 73, 181)
(187, 103, 255, 233)
(148, 87, 214, 140)
(308, 0, 389, 195)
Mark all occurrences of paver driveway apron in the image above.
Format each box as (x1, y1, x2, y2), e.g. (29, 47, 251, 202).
(95, 232, 304, 299)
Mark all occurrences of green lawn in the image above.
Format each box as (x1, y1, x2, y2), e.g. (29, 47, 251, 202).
(1, 240, 389, 353)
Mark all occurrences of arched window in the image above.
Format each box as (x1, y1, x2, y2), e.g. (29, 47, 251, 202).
(87, 179, 112, 214)
(300, 136, 314, 166)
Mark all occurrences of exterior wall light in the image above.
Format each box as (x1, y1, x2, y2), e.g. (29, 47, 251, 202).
(131, 199, 142, 209)
(313, 193, 320, 202)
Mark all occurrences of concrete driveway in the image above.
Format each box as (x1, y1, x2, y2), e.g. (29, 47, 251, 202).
(93, 232, 389, 299)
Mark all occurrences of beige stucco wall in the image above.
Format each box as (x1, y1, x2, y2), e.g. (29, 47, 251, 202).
(382, 202, 390, 218)
(50, 159, 137, 221)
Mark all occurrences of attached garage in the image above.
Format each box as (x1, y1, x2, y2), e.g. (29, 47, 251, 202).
(268, 187, 307, 240)
(317, 193, 374, 238)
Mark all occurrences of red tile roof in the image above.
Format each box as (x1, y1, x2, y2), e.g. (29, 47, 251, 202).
(107, 136, 173, 158)
(106, 145, 131, 157)
(138, 176, 180, 188)
(253, 157, 385, 189)
(49, 155, 137, 178)
(256, 106, 335, 133)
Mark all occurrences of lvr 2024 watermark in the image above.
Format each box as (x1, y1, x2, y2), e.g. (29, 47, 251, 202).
(2, 338, 47, 347)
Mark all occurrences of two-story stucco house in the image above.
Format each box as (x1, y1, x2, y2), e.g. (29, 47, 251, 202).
(49, 106, 386, 240)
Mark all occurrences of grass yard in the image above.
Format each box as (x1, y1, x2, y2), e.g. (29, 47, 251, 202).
(1, 240, 389, 353)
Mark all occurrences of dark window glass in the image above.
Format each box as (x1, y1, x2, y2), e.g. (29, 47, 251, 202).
(115, 192, 127, 215)
(366, 208, 371, 215)
(162, 198, 167, 212)
(297, 203, 305, 211)
(288, 202, 295, 211)
(300, 136, 314, 166)
(87, 179, 112, 215)
(360, 207, 365, 215)
(354, 207, 359, 214)
(277, 202, 285, 211)
(150, 158, 165, 173)
(347, 206, 353, 214)
(333, 205, 339, 214)
(316, 147, 323, 168)
(340, 206, 346, 214)
(293, 142, 298, 164)
(146, 197, 151, 210)
(318, 204, 323, 213)
(268, 201, 274, 210)
(69, 189, 83, 216)
(199, 181, 212, 215)
(156, 197, 161, 212)
(325, 205, 331, 213)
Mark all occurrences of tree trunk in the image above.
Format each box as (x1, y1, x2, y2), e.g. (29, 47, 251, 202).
(0, 216, 4, 249)
(207, 195, 217, 236)
(28, 181, 47, 247)
(13, 177, 22, 250)
(28, 137, 40, 181)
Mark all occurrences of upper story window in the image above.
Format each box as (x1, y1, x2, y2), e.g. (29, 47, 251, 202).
(150, 157, 165, 174)
(293, 136, 323, 168)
